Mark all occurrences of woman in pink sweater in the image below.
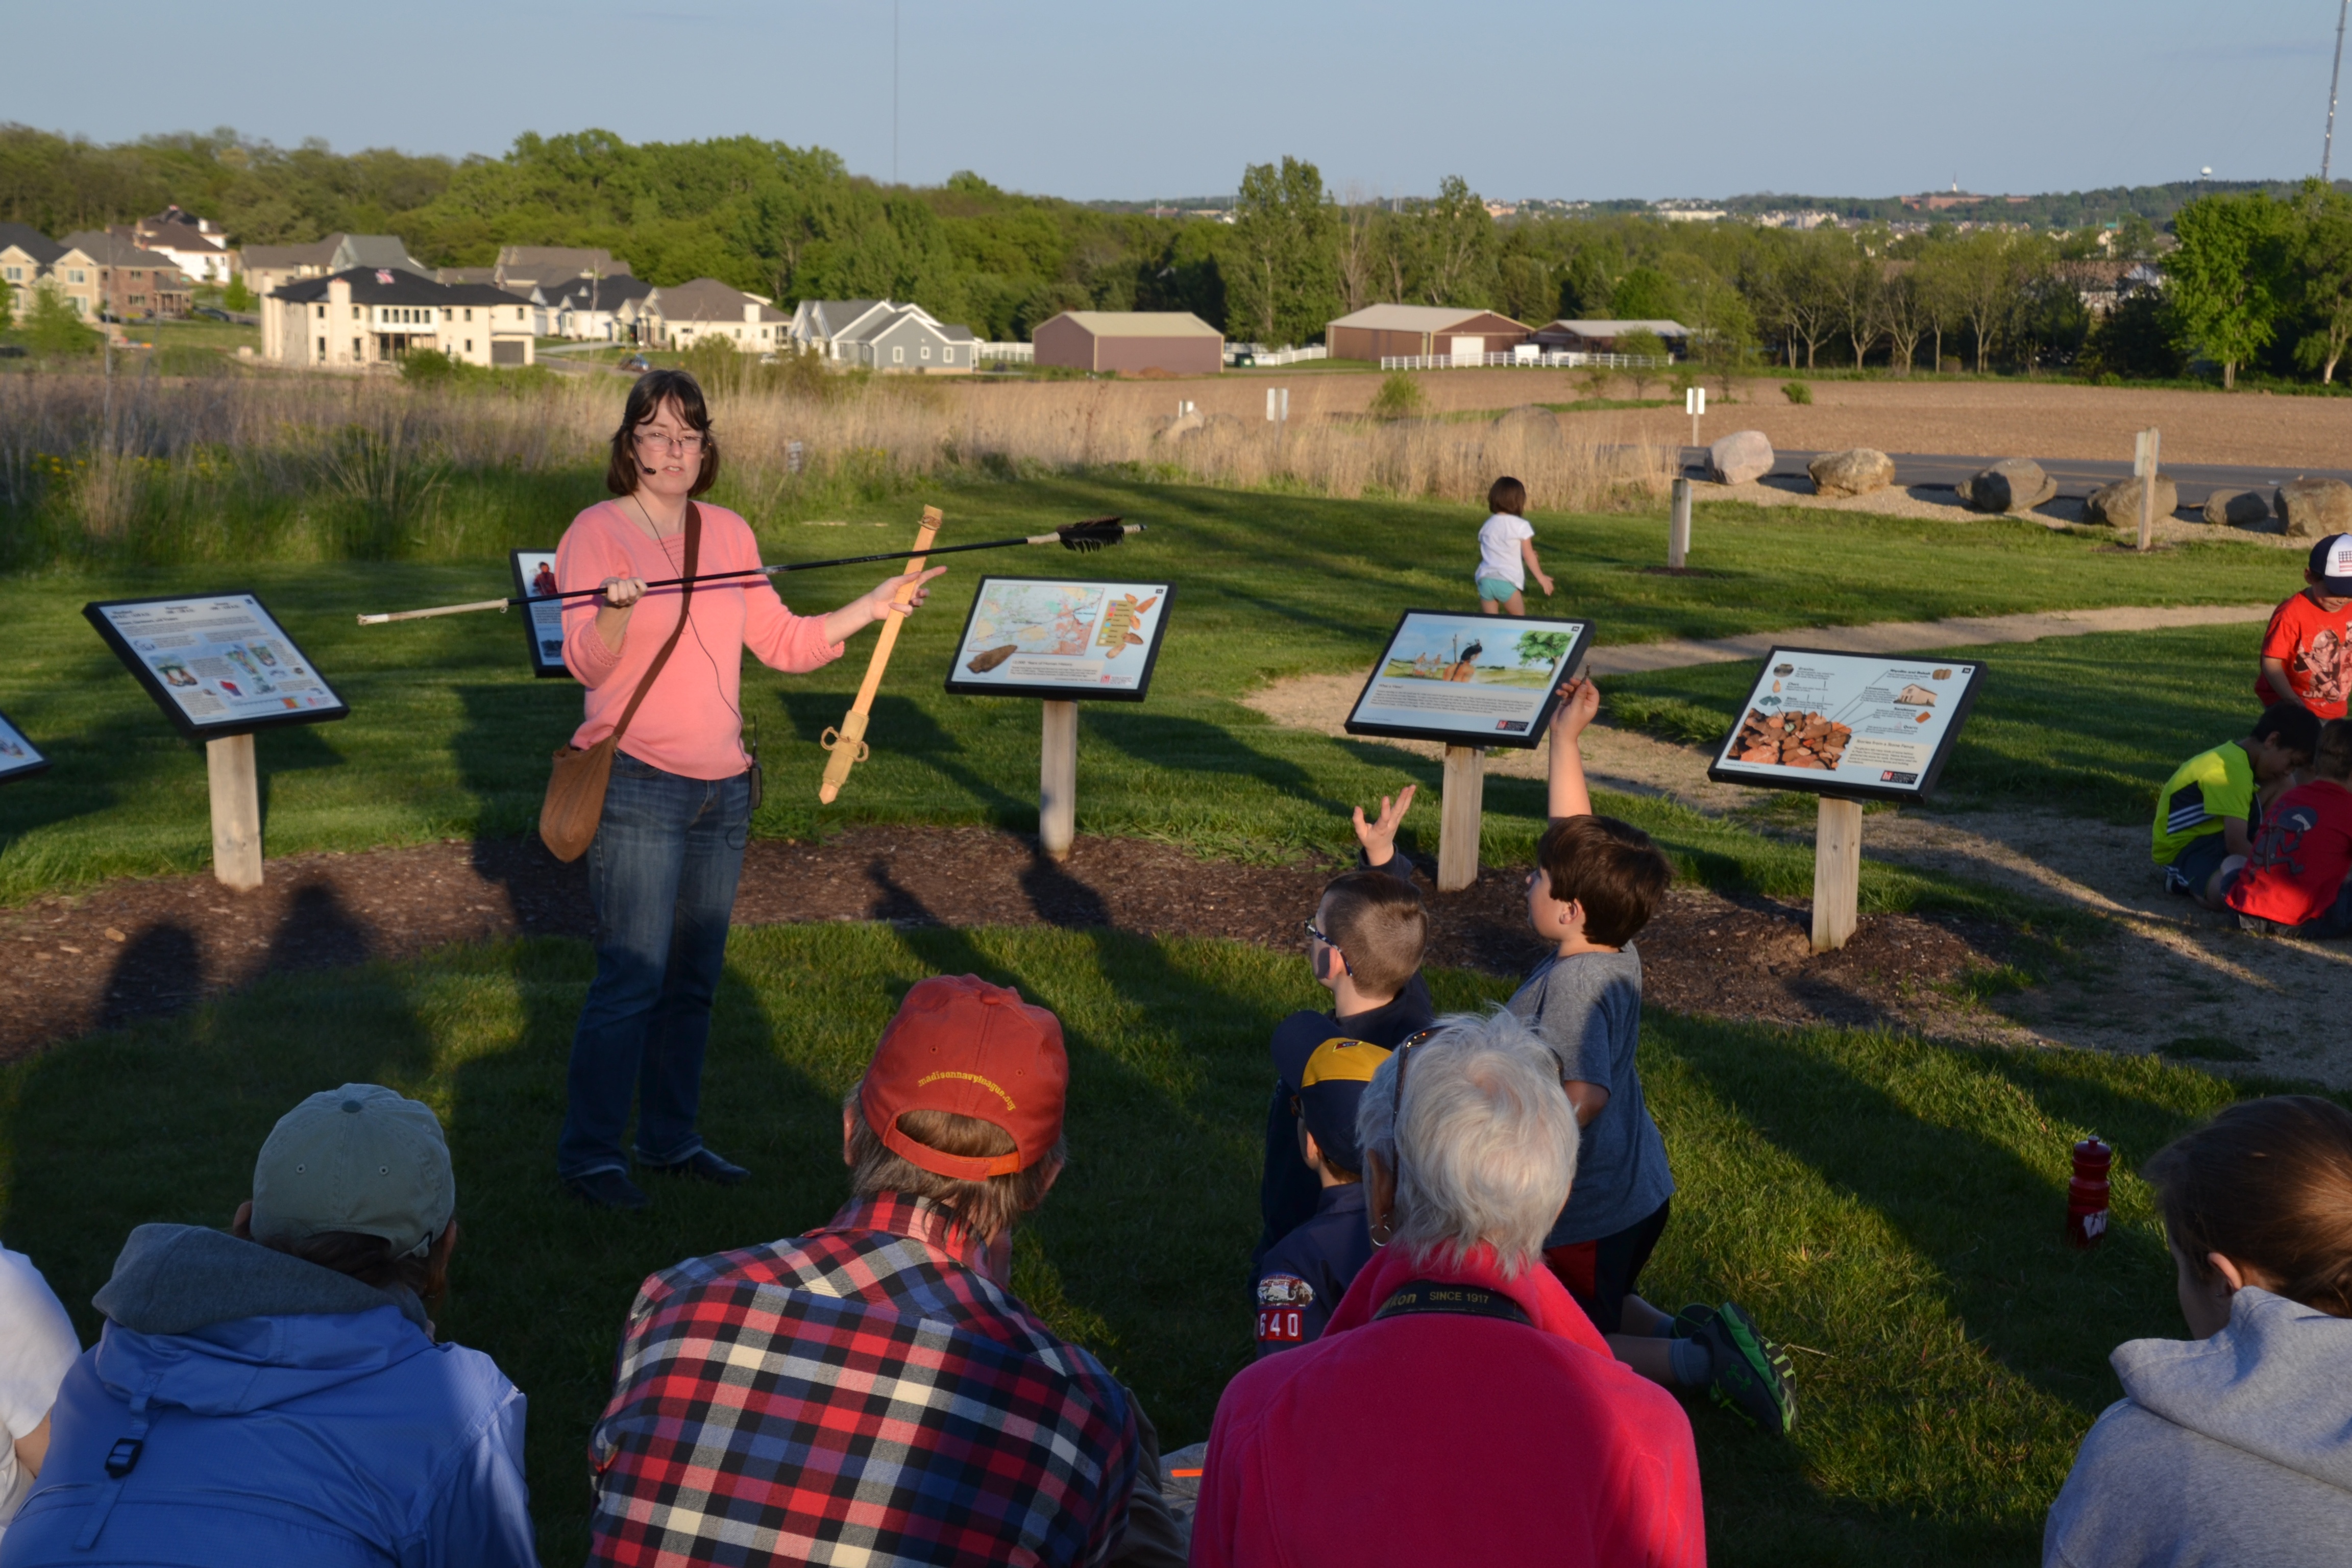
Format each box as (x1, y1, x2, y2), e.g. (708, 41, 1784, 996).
(554, 371, 941, 1209)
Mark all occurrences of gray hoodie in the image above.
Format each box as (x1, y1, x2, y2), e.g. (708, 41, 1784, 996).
(2044, 1287, 2352, 1567)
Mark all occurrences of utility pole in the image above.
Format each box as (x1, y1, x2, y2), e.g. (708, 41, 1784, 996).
(2329, 0, 2350, 182)
(893, 0, 900, 185)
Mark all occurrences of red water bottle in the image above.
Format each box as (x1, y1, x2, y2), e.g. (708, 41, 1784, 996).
(2066, 1137, 2113, 1248)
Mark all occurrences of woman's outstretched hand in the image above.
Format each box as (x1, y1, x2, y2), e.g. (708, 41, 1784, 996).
(599, 575, 649, 608)
(856, 566, 947, 625)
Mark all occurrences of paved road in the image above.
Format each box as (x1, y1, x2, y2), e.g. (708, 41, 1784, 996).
(1677, 447, 2352, 508)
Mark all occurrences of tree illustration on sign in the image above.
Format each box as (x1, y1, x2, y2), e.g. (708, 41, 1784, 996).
(1515, 629, 1571, 668)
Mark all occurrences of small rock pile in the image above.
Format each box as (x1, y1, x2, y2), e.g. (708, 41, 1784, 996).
(1732, 707, 1851, 770)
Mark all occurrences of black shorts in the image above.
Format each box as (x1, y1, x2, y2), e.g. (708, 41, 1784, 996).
(1542, 1199, 1671, 1335)
(2166, 833, 2230, 897)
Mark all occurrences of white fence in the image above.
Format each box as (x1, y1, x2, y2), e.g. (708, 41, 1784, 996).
(1226, 344, 1329, 367)
(975, 341, 1034, 362)
(1378, 350, 1670, 371)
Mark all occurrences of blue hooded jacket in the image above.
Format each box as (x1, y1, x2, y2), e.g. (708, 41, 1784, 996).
(0, 1223, 536, 1568)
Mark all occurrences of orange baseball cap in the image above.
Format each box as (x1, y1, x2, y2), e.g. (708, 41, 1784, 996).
(859, 975, 1068, 1180)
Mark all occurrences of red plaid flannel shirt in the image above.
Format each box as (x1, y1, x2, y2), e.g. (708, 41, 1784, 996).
(587, 1193, 1138, 1567)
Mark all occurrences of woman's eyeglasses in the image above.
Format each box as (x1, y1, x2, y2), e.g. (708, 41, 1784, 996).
(633, 430, 705, 453)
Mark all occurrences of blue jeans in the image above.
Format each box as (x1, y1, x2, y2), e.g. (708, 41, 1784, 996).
(557, 751, 750, 1180)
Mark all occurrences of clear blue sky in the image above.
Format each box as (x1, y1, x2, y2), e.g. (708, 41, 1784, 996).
(20, 0, 2349, 201)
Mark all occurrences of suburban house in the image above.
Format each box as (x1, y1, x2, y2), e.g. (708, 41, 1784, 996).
(643, 278, 791, 351)
(133, 206, 234, 284)
(1033, 310, 1222, 374)
(1530, 319, 1691, 356)
(259, 267, 536, 368)
(789, 299, 904, 358)
(0, 223, 64, 321)
(240, 234, 428, 299)
(494, 246, 630, 291)
(833, 303, 979, 372)
(60, 231, 192, 320)
(1325, 304, 1530, 363)
(544, 274, 655, 341)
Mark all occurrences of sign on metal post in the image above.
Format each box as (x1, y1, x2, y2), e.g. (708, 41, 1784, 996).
(1669, 479, 1692, 570)
(1266, 387, 1288, 422)
(1685, 384, 1706, 447)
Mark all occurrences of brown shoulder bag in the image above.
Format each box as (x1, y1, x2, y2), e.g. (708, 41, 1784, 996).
(538, 501, 701, 862)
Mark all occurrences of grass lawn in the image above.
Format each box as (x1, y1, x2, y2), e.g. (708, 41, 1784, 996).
(0, 921, 2275, 1564)
(0, 478, 2306, 905)
(1609, 622, 2259, 826)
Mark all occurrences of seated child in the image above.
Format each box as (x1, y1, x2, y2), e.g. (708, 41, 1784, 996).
(2227, 718, 2352, 936)
(1475, 476, 1555, 617)
(2255, 535, 2352, 718)
(1520, 675, 1797, 1437)
(1254, 789, 1433, 1272)
(2151, 703, 2320, 909)
(1250, 1035, 1390, 1358)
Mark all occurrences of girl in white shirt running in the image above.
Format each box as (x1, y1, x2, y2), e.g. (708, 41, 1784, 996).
(1474, 476, 1554, 616)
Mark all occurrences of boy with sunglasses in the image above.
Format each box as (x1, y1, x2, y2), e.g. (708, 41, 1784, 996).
(1253, 791, 1434, 1280)
(1522, 677, 1797, 1437)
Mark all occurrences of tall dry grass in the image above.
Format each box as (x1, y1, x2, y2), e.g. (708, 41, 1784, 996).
(0, 368, 1673, 568)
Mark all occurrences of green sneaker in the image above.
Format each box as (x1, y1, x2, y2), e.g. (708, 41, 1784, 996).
(1694, 1301, 1797, 1436)
(1669, 1303, 1718, 1339)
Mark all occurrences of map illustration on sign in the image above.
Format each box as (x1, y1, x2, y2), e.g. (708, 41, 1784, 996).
(945, 576, 1174, 702)
(1344, 610, 1593, 749)
(1707, 649, 1985, 802)
(84, 591, 351, 740)
(510, 550, 570, 678)
(0, 707, 48, 783)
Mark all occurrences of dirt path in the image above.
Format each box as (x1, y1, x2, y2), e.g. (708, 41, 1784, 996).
(1245, 672, 2352, 1084)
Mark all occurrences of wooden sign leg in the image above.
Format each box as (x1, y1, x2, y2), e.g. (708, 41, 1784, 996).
(1039, 699, 1077, 861)
(207, 733, 263, 891)
(1811, 795, 1861, 951)
(1437, 745, 1485, 893)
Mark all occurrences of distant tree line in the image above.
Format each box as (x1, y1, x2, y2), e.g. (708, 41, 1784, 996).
(6, 125, 2352, 385)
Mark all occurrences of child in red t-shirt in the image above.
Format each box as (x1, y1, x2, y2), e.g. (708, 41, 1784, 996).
(2254, 535, 2352, 719)
(2227, 718, 2352, 934)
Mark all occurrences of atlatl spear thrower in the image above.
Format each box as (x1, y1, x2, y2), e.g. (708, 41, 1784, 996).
(352, 515, 1141, 625)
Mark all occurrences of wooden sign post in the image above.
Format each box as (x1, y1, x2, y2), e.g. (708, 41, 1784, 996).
(1437, 745, 1486, 891)
(1810, 796, 1861, 951)
(2134, 427, 2163, 552)
(1040, 700, 1079, 860)
(207, 733, 264, 891)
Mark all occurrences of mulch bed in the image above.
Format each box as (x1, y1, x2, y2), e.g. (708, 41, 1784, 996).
(0, 827, 2008, 1058)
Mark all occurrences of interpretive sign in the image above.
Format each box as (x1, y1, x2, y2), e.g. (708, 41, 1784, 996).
(0, 707, 49, 783)
(1343, 610, 1594, 750)
(1705, 648, 1986, 803)
(84, 591, 350, 740)
(943, 576, 1174, 702)
(511, 550, 571, 678)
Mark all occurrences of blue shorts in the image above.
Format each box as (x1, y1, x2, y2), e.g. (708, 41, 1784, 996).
(2164, 832, 2230, 897)
(1477, 576, 1521, 603)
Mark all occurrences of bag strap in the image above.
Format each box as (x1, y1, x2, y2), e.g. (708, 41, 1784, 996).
(607, 500, 700, 747)
(1373, 1278, 1532, 1327)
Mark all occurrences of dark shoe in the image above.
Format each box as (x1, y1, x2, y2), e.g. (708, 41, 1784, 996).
(1694, 1301, 1797, 1436)
(566, 1169, 649, 1210)
(643, 1148, 749, 1187)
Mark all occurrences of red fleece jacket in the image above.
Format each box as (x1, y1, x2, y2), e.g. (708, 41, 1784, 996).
(1189, 1241, 1705, 1568)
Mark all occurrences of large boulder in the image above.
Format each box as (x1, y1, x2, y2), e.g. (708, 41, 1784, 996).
(2203, 488, 2273, 528)
(1706, 429, 1774, 486)
(2082, 473, 2178, 528)
(1488, 404, 1564, 451)
(2276, 477, 2352, 539)
(1807, 447, 1895, 499)
(1957, 458, 2057, 514)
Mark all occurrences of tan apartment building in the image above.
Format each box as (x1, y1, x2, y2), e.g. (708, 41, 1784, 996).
(61, 231, 193, 320)
(260, 268, 535, 368)
(0, 223, 65, 322)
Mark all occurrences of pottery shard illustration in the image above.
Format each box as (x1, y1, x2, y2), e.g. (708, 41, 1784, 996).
(1894, 683, 1937, 706)
(1732, 708, 1852, 770)
(1095, 593, 1159, 658)
(966, 644, 1017, 674)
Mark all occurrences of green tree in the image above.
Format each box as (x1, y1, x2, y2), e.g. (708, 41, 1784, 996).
(2167, 192, 2292, 389)
(1410, 176, 1496, 307)
(0, 272, 12, 326)
(223, 272, 254, 312)
(2292, 183, 2352, 384)
(1514, 629, 1570, 667)
(1227, 155, 1337, 347)
(1609, 264, 1679, 320)
(21, 283, 98, 356)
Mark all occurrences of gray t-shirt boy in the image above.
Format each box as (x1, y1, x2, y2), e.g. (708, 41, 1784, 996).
(1506, 945, 1675, 1248)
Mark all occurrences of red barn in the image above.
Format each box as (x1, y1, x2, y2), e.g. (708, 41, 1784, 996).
(1033, 311, 1223, 374)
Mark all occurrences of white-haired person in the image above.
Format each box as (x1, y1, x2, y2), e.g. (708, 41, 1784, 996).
(1189, 1010, 1704, 1568)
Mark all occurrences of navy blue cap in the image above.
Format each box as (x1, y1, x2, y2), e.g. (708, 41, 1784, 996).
(2311, 534, 2352, 595)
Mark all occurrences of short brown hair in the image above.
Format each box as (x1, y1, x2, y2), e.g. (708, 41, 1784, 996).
(845, 1092, 1065, 1243)
(2145, 1094, 2352, 1317)
(607, 369, 720, 497)
(1536, 815, 1672, 947)
(1487, 476, 1527, 516)
(1321, 868, 1428, 997)
(2316, 718, 2352, 782)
